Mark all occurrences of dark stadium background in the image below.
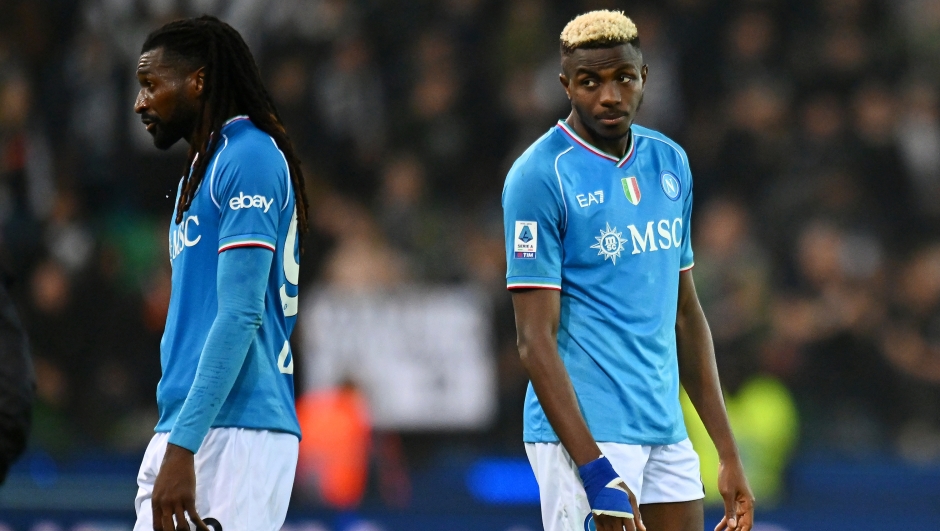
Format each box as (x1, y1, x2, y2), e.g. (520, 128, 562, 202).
(3, 0, 940, 529)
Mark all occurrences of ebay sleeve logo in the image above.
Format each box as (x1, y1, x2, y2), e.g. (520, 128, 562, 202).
(229, 192, 274, 212)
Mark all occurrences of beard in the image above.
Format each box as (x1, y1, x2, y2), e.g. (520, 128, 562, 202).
(574, 104, 630, 141)
(573, 92, 645, 142)
(148, 96, 199, 150)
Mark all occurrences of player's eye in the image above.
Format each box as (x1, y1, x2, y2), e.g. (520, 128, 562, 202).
(582, 79, 597, 87)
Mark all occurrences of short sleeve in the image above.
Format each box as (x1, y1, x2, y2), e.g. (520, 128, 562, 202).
(679, 159, 694, 271)
(213, 140, 289, 253)
(502, 157, 565, 290)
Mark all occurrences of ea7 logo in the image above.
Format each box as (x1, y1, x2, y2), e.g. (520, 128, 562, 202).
(576, 190, 604, 207)
(229, 192, 274, 213)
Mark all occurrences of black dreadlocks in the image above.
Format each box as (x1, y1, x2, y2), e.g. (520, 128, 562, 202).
(142, 15, 309, 248)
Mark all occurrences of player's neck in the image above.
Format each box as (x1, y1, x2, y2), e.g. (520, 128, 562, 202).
(565, 111, 630, 159)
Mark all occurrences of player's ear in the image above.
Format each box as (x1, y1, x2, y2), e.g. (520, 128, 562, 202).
(641, 64, 648, 87)
(189, 66, 206, 98)
(559, 72, 571, 100)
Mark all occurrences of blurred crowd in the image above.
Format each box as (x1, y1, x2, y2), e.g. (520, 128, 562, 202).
(3, 0, 940, 501)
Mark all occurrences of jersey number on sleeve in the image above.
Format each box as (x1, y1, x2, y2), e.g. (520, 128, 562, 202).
(277, 207, 299, 374)
(279, 208, 299, 317)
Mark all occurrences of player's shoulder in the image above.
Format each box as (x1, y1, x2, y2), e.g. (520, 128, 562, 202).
(632, 124, 689, 166)
(506, 127, 571, 187)
(217, 119, 284, 169)
(209, 118, 290, 206)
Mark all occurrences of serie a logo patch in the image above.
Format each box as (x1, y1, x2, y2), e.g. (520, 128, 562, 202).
(514, 221, 538, 259)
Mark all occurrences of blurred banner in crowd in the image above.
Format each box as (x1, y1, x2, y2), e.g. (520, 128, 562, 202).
(301, 288, 497, 430)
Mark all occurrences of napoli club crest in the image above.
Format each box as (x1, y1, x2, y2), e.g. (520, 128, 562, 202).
(661, 171, 680, 201)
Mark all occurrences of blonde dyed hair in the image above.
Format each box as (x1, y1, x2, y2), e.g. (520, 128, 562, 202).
(560, 10, 638, 53)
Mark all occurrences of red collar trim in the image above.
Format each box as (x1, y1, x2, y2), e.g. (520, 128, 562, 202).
(556, 120, 635, 167)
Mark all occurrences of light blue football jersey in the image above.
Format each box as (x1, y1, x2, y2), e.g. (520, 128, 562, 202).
(503, 120, 694, 445)
(155, 116, 301, 438)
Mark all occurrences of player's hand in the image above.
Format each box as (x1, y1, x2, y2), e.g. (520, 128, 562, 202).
(593, 480, 646, 531)
(714, 457, 754, 531)
(152, 443, 211, 531)
(579, 457, 645, 531)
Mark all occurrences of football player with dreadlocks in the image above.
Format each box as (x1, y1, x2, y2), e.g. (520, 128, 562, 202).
(133, 15, 309, 531)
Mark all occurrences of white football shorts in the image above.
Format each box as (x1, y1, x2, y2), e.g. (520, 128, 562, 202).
(134, 427, 299, 531)
(525, 439, 704, 531)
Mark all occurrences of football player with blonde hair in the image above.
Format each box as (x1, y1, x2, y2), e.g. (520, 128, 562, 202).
(503, 10, 754, 531)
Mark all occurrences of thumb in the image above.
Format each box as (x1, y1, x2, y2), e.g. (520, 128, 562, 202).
(622, 482, 645, 531)
(723, 494, 737, 530)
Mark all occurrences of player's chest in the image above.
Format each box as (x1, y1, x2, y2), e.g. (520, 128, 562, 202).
(563, 157, 683, 222)
(561, 162, 684, 264)
(168, 186, 219, 264)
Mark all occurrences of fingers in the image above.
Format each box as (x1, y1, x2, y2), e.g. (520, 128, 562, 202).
(715, 494, 755, 531)
(155, 502, 175, 531)
(629, 494, 645, 531)
(152, 500, 167, 531)
(174, 505, 189, 531)
(721, 490, 737, 530)
(594, 513, 638, 531)
(593, 514, 612, 531)
(735, 495, 755, 531)
(186, 500, 211, 531)
(153, 499, 206, 531)
(593, 514, 628, 531)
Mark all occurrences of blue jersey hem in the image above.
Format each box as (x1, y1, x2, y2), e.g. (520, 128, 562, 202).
(155, 422, 301, 440)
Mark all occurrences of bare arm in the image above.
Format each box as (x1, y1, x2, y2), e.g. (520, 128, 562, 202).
(512, 288, 643, 531)
(676, 270, 736, 459)
(511, 288, 602, 466)
(675, 270, 753, 531)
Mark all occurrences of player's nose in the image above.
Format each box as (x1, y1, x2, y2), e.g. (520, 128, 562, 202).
(598, 81, 621, 106)
(134, 91, 148, 114)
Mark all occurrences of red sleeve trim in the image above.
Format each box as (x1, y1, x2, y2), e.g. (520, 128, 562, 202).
(218, 242, 276, 253)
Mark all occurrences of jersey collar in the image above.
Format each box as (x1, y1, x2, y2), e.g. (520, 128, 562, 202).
(221, 115, 250, 131)
(556, 119, 636, 168)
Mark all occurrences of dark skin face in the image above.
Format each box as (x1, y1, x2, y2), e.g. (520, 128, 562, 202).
(135, 47, 205, 150)
(135, 46, 214, 531)
(560, 43, 647, 158)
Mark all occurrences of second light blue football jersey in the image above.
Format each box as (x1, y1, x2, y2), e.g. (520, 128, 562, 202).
(155, 115, 301, 438)
(503, 120, 694, 445)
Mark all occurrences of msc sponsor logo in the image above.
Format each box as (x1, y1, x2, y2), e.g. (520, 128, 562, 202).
(170, 215, 201, 260)
(590, 222, 627, 265)
(591, 218, 683, 263)
(229, 192, 274, 213)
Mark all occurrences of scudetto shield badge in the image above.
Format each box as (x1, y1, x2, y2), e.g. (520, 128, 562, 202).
(621, 176, 641, 206)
